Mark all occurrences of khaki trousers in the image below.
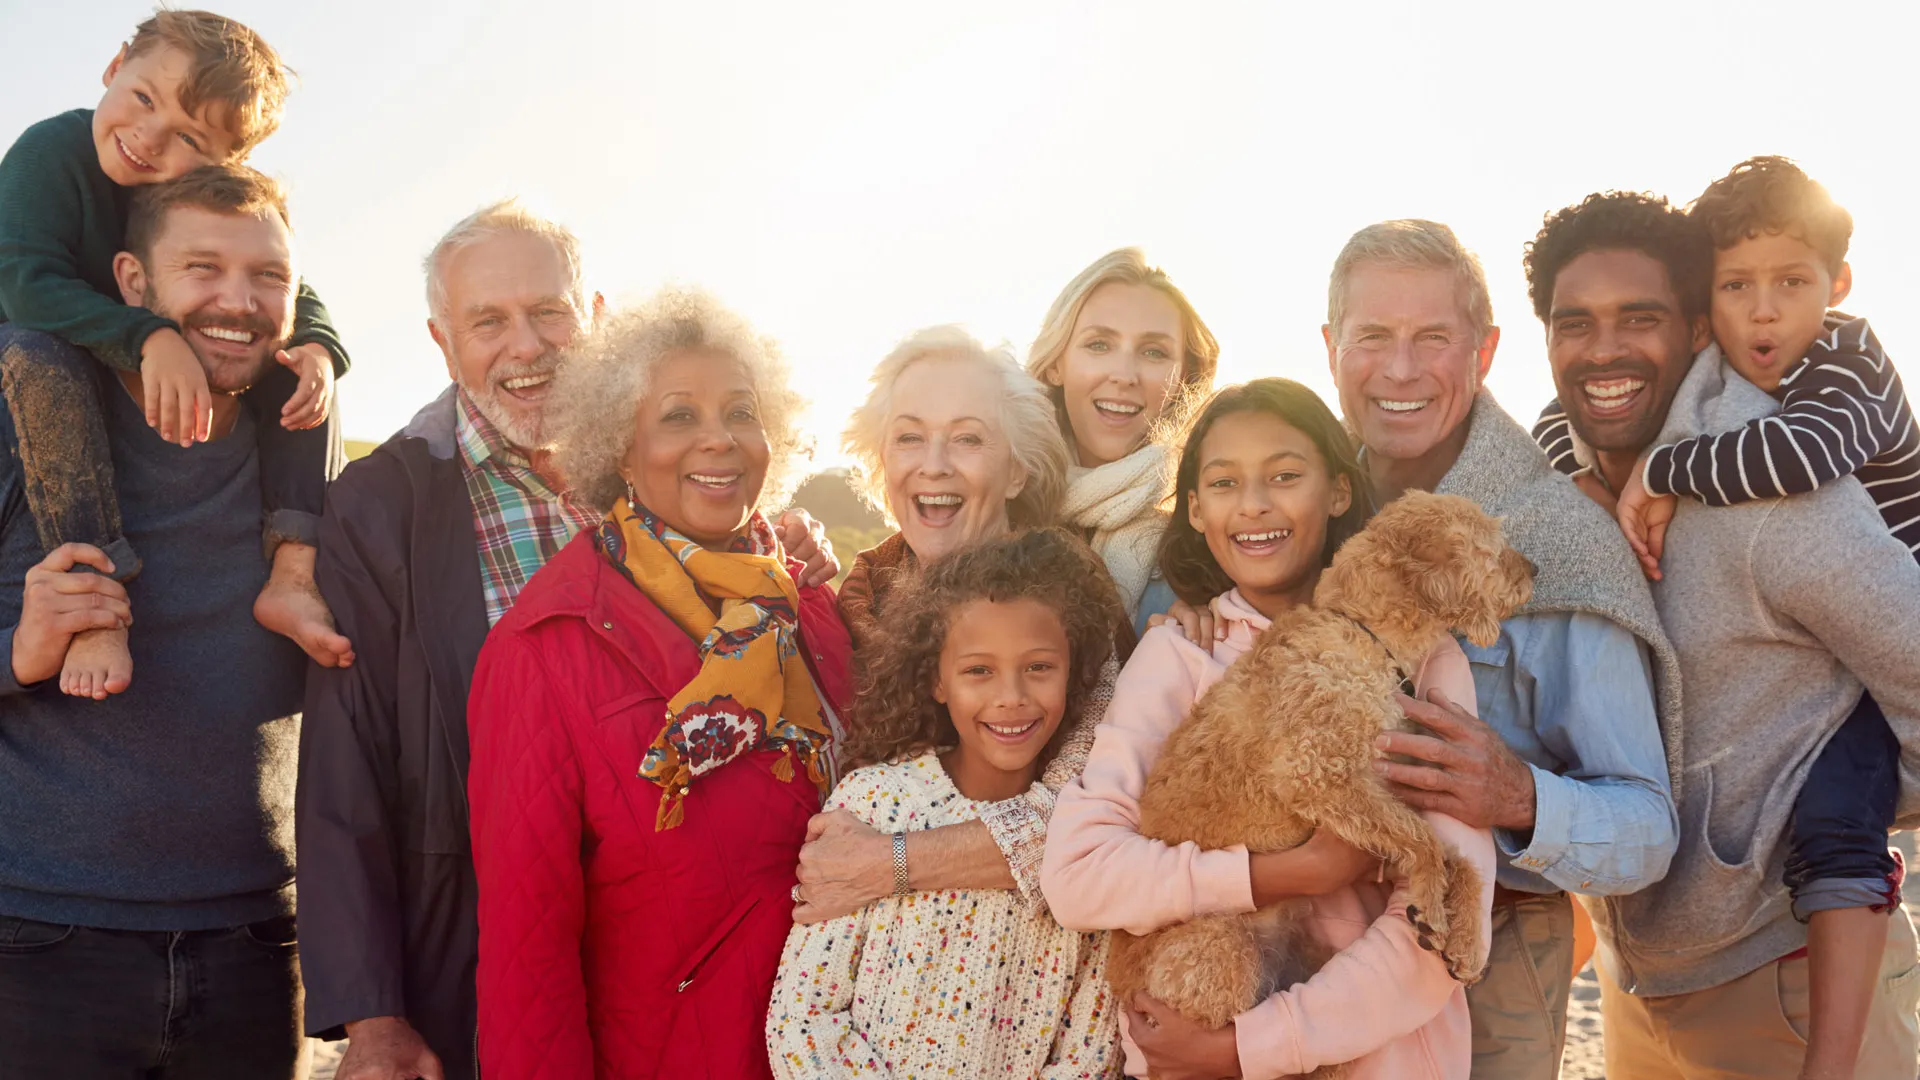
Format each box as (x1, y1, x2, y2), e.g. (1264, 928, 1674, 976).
(1601, 908, 1920, 1078)
(1467, 891, 1575, 1079)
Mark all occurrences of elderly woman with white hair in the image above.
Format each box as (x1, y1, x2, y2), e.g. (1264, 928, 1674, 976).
(464, 287, 854, 1080)
(789, 325, 1132, 922)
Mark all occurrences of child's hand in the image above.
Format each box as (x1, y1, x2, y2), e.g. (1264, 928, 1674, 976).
(139, 329, 212, 446)
(275, 343, 335, 431)
(1615, 466, 1676, 581)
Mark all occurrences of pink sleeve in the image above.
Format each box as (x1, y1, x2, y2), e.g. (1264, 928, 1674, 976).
(1040, 627, 1257, 934)
(1231, 639, 1498, 1079)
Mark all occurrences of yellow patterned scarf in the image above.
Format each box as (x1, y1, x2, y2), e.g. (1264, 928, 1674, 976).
(596, 499, 830, 829)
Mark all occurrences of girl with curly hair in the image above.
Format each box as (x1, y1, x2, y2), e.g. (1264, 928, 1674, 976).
(768, 528, 1126, 1079)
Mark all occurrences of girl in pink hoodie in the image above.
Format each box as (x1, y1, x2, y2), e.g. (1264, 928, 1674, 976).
(1040, 378, 1496, 1080)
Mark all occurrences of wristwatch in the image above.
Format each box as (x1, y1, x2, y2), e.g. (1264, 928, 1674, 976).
(890, 832, 910, 897)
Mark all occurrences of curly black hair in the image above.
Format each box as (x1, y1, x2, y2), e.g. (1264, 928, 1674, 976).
(1523, 191, 1714, 326)
(1157, 378, 1374, 606)
(1689, 155, 1852, 272)
(840, 528, 1124, 773)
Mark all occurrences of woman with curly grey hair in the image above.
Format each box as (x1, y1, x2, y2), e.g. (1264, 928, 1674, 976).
(789, 324, 1132, 931)
(464, 287, 855, 1080)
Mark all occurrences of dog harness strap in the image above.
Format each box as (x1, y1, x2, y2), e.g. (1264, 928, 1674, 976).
(1338, 614, 1417, 698)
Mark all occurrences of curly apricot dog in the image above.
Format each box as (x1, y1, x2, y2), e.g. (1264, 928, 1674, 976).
(1107, 492, 1533, 1075)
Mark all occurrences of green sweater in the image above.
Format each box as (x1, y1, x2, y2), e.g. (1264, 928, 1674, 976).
(0, 109, 349, 376)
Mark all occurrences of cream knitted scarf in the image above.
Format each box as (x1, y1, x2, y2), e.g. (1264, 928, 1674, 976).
(1060, 444, 1171, 618)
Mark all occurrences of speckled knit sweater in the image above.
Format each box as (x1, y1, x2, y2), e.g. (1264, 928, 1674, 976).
(766, 753, 1123, 1079)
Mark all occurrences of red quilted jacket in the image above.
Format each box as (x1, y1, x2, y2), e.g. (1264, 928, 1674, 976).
(467, 533, 853, 1079)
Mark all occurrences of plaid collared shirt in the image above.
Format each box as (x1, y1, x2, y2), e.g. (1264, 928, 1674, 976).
(456, 391, 601, 625)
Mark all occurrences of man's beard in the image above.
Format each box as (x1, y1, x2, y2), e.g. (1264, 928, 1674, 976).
(146, 288, 286, 395)
(460, 357, 559, 451)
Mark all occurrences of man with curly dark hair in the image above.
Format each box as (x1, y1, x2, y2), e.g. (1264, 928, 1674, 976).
(1524, 189, 1920, 1079)
(1522, 192, 1714, 499)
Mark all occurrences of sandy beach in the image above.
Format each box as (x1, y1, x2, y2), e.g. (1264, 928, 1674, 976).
(309, 832, 1920, 1078)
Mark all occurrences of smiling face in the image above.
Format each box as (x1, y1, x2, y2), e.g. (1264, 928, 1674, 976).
(116, 204, 293, 395)
(1710, 231, 1851, 393)
(1327, 264, 1494, 473)
(622, 349, 771, 547)
(1047, 281, 1186, 467)
(1187, 409, 1352, 618)
(882, 355, 1028, 562)
(430, 230, 587, 451)
(1546, 248, 1708, 462)
(93, 45, 235, 185)
(934, 597, 1072, 801)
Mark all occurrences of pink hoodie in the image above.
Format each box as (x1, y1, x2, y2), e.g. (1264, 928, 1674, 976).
(1041, 589, 1496, 1080)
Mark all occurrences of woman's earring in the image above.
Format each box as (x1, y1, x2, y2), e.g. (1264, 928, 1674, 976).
(624, 479, 640, 508)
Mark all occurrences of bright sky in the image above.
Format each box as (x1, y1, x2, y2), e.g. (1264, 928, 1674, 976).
(6, 0, 1917, 465)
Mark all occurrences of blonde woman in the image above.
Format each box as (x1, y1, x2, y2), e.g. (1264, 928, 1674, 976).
(1028, 248, 1219, 633)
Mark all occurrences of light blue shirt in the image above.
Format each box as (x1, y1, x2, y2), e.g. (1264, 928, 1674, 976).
(1133, 576, 1178, 640)
(1459, 610, 1677, 895)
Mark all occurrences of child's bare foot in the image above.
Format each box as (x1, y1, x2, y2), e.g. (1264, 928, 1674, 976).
(254, 542, 354, 668)
(60, 626, 133, 700)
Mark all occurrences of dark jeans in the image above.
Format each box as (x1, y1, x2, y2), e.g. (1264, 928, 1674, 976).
(0, 325, 339, 577)
(1784, 691, 1900, 920)
(0, 913, 307, 1079)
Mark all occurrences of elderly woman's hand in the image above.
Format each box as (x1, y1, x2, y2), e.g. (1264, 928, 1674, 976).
(776, 509, 839, 589)
(792, 809, 893, 923)
(1128, 993, 1245, 1079)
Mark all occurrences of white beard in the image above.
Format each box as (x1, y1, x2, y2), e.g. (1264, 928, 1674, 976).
(460, 368, 552, 451)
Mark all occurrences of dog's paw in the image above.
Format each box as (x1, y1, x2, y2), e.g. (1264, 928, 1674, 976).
(1405, 903, 1442, 952)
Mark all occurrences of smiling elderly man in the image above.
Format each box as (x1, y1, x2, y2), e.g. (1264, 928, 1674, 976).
(297, 199, 840, 1080)
(1323, 219, 1681, 1080)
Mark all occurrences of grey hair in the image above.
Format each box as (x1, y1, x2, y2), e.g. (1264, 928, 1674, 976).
(844, 325, 1069, 530)
(1325, 219, 1494, 343)
(424, 197, 586, 329)
(549, 287, 809, 514)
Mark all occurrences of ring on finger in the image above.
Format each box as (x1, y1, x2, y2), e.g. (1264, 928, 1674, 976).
(791, 883, 804, 903)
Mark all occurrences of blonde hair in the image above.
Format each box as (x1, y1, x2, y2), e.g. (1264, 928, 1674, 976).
(1325, 219, 1493, 343)
(549, 287, 809, 514)
(126, 9, 293, 157)
(424, 198, 586, 332)
(844, 326, 1068, 531)
(1026, 248, 1220, 428)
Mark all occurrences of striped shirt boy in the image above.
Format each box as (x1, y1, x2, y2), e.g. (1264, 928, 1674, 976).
(1532, 312, 1918, 559)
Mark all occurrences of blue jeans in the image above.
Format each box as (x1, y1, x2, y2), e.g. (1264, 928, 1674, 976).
(1783, 692, 1900, 920)
(0, 913, 306, 1079)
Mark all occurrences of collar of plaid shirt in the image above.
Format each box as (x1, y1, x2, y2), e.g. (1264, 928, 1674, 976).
(455, 389, 600, 624)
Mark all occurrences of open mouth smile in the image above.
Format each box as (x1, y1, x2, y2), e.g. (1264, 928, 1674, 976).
(194, 326, 256, 346)
(1580, 376, 1647, 418)
(497, 372, 554, 400)
(1232, 528, 1291, 555)
(114, 135, 157, 174)
(912, 492, 963, 526)
(1373, 398, 1431, 415)
(1092, 399, 1144, 426)
(982, 717, 1040, 743)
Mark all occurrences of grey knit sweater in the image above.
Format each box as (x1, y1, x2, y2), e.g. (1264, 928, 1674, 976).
(1610, 351, 1920, 997)
(1435, 392, 1687, 994)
